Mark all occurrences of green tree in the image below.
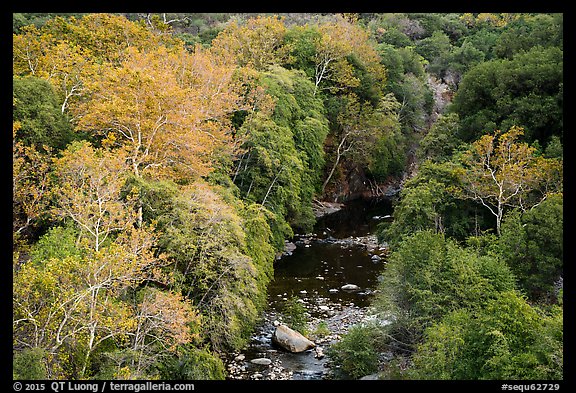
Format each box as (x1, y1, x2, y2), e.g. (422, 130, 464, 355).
(409, 291, 562, 379)
(29, 223, 82, 263)
(157, 345, 226, 380)
(13, 76, 74, 150)
(377, 160, 487, 247)
(233, 66, 329, 241)
(497, 194, 563, 300)
(417, 113, 462, 162)
(450, 46, 563, 146)
(327, 325, 379, 379)
(322, 93, 401, 196)
(448, 40, 485, 79)
(13, 347, 48, 380)
(493, 14, 562, 59)
(415, 30, 452, 78)
(281, 296, 309, 335)
(374, 230, 516, 347)
(154, 180, 274, 352)
(13, 126, 53, 240)
(377, 43, 432, 135)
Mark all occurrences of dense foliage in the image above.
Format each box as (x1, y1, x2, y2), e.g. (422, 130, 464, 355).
(13, 12, 562, 381)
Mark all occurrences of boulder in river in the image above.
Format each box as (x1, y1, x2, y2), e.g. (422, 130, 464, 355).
(272, 324, 316, 353)
(341, 284, 360, 291)
(250, 358, 272, 366)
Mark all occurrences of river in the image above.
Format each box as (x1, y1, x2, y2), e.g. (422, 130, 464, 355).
(225, 197, 393, 380)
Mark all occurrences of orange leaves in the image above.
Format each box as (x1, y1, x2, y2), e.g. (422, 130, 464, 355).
(75, 45, 240, 182)
(211, 15, 289, 70)
(314, 15, 386, 94)
(138, 289, 201, 352)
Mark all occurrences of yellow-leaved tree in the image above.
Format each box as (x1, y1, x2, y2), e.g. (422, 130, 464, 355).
(210, 15, 290, 70)
(313, 14, 386, 96)
(453, 126, 563, 235)
(74, 45, 241, 182)
(14, 140, 201, 379)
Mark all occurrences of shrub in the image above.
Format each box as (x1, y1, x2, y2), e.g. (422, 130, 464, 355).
(281, 296, 309, 335)
(13, 348, 47, 380)
(327, 325, 379, 379)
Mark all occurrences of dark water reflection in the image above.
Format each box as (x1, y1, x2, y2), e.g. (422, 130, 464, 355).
(268, 197, 393, 310)
(269, 242, 380, 309)
(313, 197, 393, 239)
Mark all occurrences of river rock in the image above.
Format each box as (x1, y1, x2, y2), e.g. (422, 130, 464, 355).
(284, 242, 297, 255)
(272, 324, 316, 353)
(341, 284, 360, 291)
(250, 358, 272, 366)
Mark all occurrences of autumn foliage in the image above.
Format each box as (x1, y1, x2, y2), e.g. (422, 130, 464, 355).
(13, 12, 562, 380)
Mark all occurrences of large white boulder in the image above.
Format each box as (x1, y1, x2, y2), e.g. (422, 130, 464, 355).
(272, 324, 316, 353)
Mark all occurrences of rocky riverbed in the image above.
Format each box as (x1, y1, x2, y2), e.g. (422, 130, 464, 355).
(225, 299, 375, 380)
(225, 198, 394, 380)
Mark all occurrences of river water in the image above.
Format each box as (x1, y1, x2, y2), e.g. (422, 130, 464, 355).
(225, 197, 393, 380)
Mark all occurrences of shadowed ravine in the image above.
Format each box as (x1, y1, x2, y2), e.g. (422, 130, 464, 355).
(225, 197, 393, 380)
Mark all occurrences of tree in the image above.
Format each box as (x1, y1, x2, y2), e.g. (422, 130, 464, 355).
(377, 44, 432, 135)
(450, 46, 563, 145)
(313, 15, 385, 96)
(209, 15, 289, 70)
(75, 45, 240, 181)
(497, 194, 563, 300)
(493, 14, 562, 59)
(409, 291, 562, 379)
(14, 142, 182, 377)
(232, 66, 329, 240)
(415, 30, 452, 78)
(13, 14, 180, 116)
(123, 288, 200, 378)
(13, 76, 75, 149)
(13, 233, 176, 378)
(13, 127, 52, 240)
(322, 93, 400, 195)
(51, 141, 136, 252)
(377, 160, 494, 248)
(453, 126, 562, 235)
(154, 180, 275, 352)
(373, 230, 516, 348)
(417, 113, 461, 162)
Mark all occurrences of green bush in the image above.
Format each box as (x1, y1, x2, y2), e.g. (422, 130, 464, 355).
(373, 230, 516, 347)
(157, 346, 226, 380)
(13, 348, 48, 380)
(497, 195, 563, 300)
(409, 291, 563, 379)
(30, 223, 81, 263)
(13, 76, 75, 151)
(327, 325, 379, 379)
(281, 296, 309, 335)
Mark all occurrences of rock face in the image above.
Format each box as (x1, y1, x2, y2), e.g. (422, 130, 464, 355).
(272, 324, 316, 353)
(312, 200, 345, 218)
